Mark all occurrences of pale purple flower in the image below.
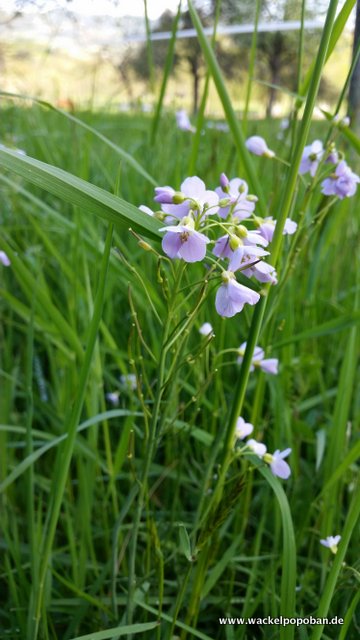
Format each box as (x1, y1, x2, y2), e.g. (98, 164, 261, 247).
(299, 140, 324, 177)
(321, 160, 359, 199)
(228, 244, 269, 273)
(215, 177, 256, 220)
(258, 217, 297, 243)
(220, 173, 230, 191)
(161, 176, 219, 220)
(242, 260, 277, 285)
(215, 271, 260, 318)
(237, 342, 278, 374)
(154, 186, 176, 204)
(176, 109, 195, 133)
(326, 148, 339, 165)
(320, 535, 341, 554)
(199, 322, 214, 336)
(247, 438, 267, 457)
(259, 358, 278, 374)
(0, 250, 11, 266)
(246, 136, 275, 158)
(235, 416, 254, 440)
(160, 222, 210, 263)
(106, 391, 120, 406)
(264, 448, 291, 479)
(213, 235, 233, 259)
(120, 374, 137, 390)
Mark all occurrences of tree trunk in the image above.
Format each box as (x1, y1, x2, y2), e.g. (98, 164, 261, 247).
(193, 67, 200, 115)
(266, 65, 280, 119)
(349, 0, 360, 135)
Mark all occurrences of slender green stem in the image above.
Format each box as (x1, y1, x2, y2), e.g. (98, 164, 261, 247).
(29, 223, 114, 640)
(126, 263, 185, 629)
(242, 0, 261, 132)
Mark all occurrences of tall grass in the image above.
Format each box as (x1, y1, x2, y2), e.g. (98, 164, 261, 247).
(0, 1, 359, 639)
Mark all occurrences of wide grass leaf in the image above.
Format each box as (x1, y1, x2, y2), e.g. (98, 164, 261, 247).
(68, 621, 159, 640)
(0, 147, 161, 242)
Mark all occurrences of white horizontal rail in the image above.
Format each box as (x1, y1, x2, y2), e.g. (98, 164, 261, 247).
(125, 19, 325, 43)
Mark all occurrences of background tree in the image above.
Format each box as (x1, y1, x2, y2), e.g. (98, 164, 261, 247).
(348, 0, 360, 135)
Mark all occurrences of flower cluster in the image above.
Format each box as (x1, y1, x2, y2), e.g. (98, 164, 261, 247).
(299, 139, 359, 199)
(235, 415, 291, 480)
(140, 172, 297, 318)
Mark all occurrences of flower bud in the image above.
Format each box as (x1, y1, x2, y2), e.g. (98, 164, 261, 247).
(172, 191, 186, 204)
(235, 224, 248, 238)
(138, 240, 152, 251)
(221, 270, 235, 283)
(220, 172, 230, 192)
(219, 197, 231, 207)
(229, 234, 242, 250)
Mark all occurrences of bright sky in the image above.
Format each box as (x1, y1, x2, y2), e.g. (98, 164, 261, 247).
(8, 0, 183, 19)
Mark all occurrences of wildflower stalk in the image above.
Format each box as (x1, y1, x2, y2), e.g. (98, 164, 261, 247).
(28, 223, 114, 640)
(184, 0, 340, 632)
(215, 0, 340, 506)
(126, 262, 185, 629)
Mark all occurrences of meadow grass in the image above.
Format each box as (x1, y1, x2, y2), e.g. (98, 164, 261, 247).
(0, 1, 359, 638)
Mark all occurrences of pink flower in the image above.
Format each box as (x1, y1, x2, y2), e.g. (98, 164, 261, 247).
(215, 271, 260, 318)
(321, 160, 359, 199)
(247, 439, 267, 457)
(0, 251, 10, 267)
(106, 391, 120, 406)
(320, 535, 341, 554)
(238, 342, 278, 374)
(258, 217, 297, 243)
(264, 448, 292, 479)
(235, 417, 254, 440)
(161, 176, 219, 220)
(215, 177, 256, 220)
(160, 222, 210, 263)
(176, 109, 195, 132)
(246, 136, 275, 158)
(199, 322, 214, 336)
(299, 140, 324, 177)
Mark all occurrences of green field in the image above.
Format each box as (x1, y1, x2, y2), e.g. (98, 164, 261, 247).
(0, 2, 359, 639)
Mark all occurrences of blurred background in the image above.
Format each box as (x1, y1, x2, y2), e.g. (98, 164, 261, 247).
(0, 0, 357, 118)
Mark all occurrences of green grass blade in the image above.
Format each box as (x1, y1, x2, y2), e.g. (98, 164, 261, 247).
(0, 148, 161, 241)
(187, 0, 266, 212)
(28, 224, 114, 639)
(297, 0, 356, 104)
(151, 2, 182, 143)
(310, 480, 360, 640)
(68, 621, 159, 640)
(0, 90, 157, 185)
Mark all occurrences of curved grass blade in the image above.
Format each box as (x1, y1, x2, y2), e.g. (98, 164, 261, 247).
(68, 621, 159, 640)
(0, 90, 157, 185)
(255, 460, 297, 640)
(0, 410, 141, 493)
(0, 147, 161, 242)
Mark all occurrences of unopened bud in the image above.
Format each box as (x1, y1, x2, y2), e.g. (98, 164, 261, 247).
(220, 172, 230, 192)
(229, 234, 241, 250)
(235, 224, 248, 238)
(154, 211, 166, 221)
(219, 197, 231, 207)
(172, 191, 186, 204)
(138, 240, 152, 251)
